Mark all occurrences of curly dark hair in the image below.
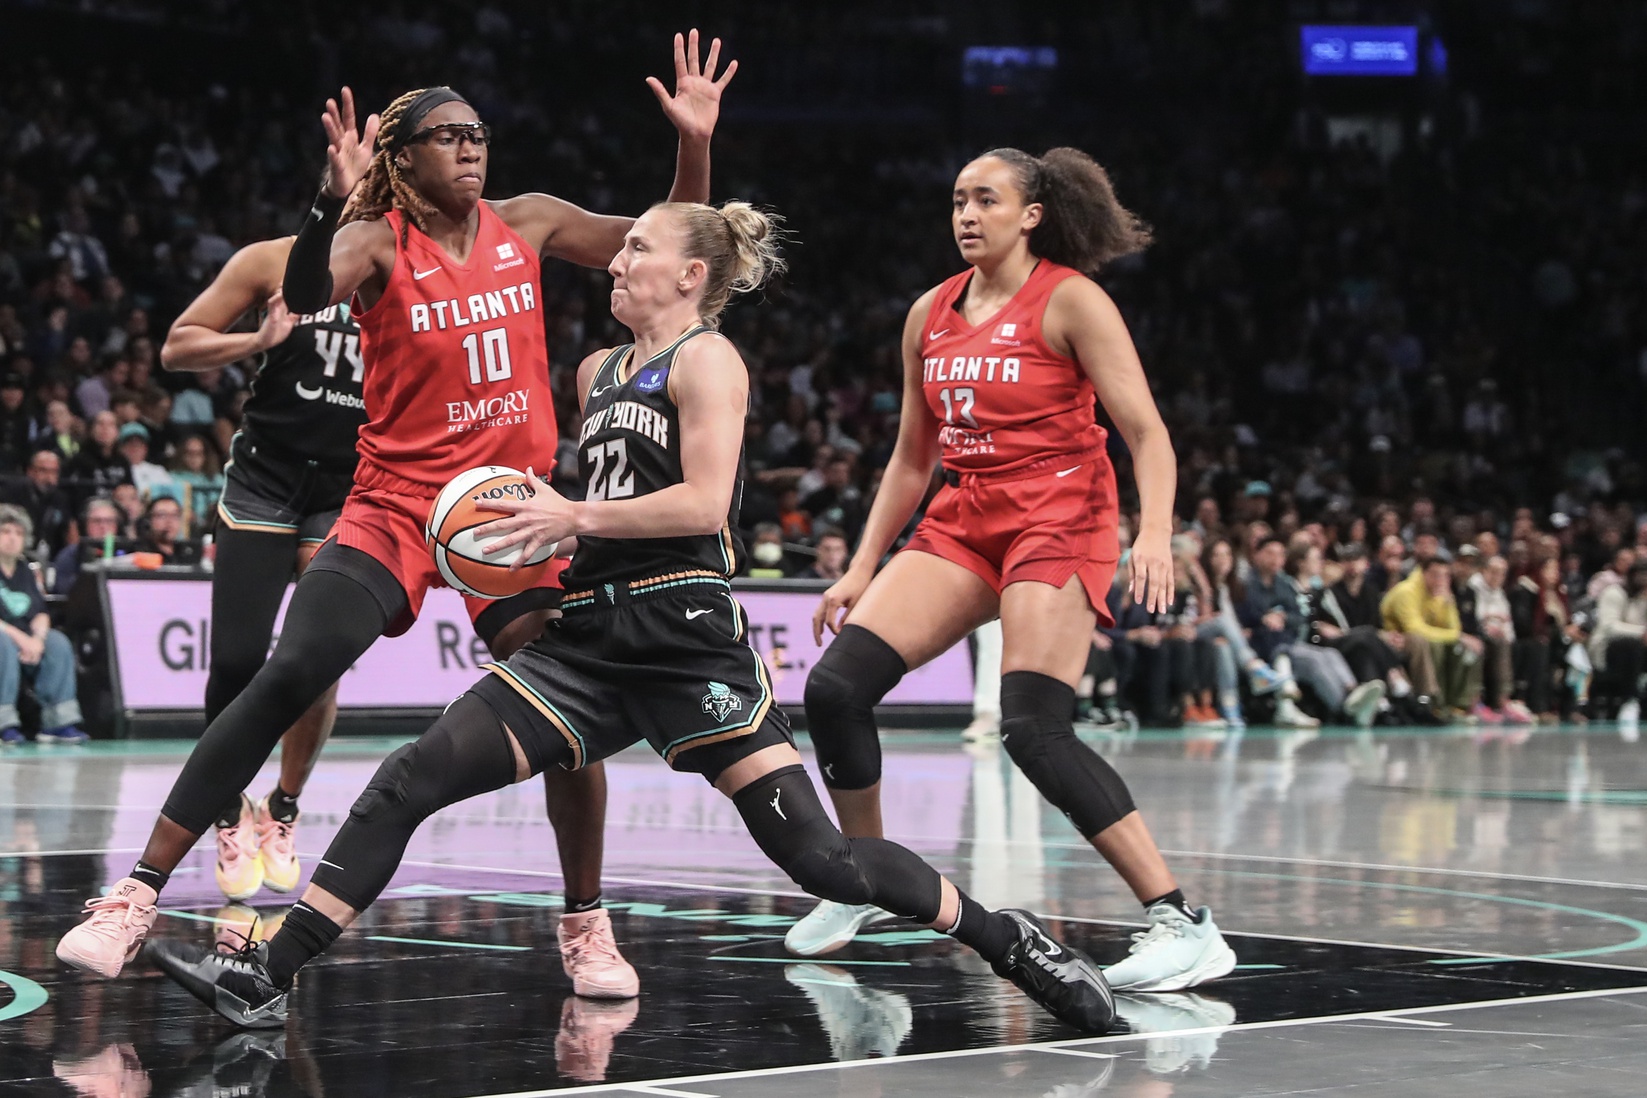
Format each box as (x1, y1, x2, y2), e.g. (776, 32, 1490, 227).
(981, 147, 1152, 274)
(341, 89, 446, 244)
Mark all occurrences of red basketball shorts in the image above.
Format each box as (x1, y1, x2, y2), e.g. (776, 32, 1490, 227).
(902, 453, 1122, 626)
(329, 485, 567, 637)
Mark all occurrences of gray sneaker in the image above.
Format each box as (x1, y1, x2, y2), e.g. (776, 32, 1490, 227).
(148, 938, 289, 1028)
(1102, 904, 1236, 992)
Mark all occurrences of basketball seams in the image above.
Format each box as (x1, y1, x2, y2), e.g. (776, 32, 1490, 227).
(426, 464, 558, 598)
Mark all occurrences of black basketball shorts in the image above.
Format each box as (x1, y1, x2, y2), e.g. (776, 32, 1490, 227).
(469, 572, 792, 779)
(217, 431, 356, 543)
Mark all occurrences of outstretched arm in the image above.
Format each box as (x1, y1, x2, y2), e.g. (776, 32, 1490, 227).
(496, 30, 737, 269)
(284, 87, 390, 313)
(163, 239, 294, 372)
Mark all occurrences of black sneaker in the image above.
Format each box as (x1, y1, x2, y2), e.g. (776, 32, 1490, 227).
(148, 938, 289, 1029)
(991, 909, 1115, 1033)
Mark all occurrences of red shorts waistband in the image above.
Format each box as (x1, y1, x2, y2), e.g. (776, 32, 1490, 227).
(941, 447, 1108, 487)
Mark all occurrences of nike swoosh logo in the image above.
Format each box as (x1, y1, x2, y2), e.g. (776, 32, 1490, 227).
(929, 329, 950, 340)
(309, 206, 325, 222)
(295, 381, 323, 401)
(412, 266, 441, 280)
(685, 608, 715, 619)
(1055, 465, 1083, 478)
(590, 385, 613, 397)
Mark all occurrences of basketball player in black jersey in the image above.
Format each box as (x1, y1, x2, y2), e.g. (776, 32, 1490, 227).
(160, 237, 365, 902)
(148, 200, 1115, 1036)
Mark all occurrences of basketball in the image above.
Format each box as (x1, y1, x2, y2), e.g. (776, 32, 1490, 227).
(425, 466, 559, 599)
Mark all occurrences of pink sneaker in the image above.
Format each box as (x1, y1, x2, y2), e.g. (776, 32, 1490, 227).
(55, 878, 159, 978)
(557, 909, 640, 999)
(254, 796, 301, 893)
(216, 794, 264, 901)
(1501, 700, 1535, 725)
(555, 996, 640, 1082)
(1471, 703, 1504, 725)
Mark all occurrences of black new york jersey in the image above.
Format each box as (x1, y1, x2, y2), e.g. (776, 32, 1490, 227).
(561, 327, 744, 588)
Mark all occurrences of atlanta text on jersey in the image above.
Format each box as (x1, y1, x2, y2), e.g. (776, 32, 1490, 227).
(409, 281, 537, 332)
(923, 355, 1023, 384)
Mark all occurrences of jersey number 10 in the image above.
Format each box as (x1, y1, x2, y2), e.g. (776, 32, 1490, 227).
(462, 328, 513, 384)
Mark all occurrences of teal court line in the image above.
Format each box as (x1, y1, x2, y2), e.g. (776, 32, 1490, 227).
(367, 935, 530, 952)
(0, 970, 48, 1022)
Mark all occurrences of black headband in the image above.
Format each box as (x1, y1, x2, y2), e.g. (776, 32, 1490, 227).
(386, 87, 472, 152)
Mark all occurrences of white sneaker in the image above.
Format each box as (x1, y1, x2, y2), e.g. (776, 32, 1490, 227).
(1273, 699, 1321, 729)
(1102, 904, 1236, 992)
(1115, 991, 1237, 1074)
(962, 712, 1001, 742)
(1345, 680, 1387, 728)
(785, 963, 913, 1060)
(1619, 698, 1640, 734)
(784, 900, 897, 957)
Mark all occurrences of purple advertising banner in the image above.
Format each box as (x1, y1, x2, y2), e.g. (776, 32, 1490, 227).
(105, 578, 973, 711)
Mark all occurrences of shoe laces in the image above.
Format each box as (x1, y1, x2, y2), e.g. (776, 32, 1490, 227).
(259, 816, 295, 858)
(564, 916, 625, 968)
(1128, 909, 1192, 953)
(79, 891, 154, 936)
(210, 930, 269, 975)
(218, 820, 256, 864)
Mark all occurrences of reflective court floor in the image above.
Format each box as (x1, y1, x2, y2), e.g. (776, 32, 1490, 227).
(5, 722, 1647, 1096)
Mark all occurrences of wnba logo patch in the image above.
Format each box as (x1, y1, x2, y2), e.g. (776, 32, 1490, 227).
(701, 681, 742, 721)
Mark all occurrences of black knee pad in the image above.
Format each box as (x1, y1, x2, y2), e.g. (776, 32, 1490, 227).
(1001, 671, 1135, 838)
(348, 742, 422, 825)
(732, 765, 874, 905)
(804, 625, 906, 790)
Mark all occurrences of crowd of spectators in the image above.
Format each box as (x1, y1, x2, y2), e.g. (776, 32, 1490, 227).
(2, 2, 1644, 727)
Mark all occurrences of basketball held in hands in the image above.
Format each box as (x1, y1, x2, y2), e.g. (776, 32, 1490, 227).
(426, 466, 558, 599)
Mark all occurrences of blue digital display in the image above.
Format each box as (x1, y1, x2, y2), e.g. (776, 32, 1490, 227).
(1300, 25, 1419, 77)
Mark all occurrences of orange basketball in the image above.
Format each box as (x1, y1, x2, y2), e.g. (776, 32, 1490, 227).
(425, 466, 559, 599)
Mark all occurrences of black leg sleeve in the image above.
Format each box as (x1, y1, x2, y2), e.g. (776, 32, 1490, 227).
(309, 693, 516, 912)
(161, 568, 389, 834)
(204, 525, 299, 724)
(733, 765, 943, 921)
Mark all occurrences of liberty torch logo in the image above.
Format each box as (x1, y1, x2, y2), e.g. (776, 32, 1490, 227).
(701, 681, 742, 721)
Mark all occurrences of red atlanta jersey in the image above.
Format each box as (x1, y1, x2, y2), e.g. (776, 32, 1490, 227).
(919, 260, 1107, 475)
(351, 206, 555, 492)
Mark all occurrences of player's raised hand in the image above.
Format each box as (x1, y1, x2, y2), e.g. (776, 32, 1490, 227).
(475, 467, 578, 570)
(647, 29, 737, 142)
(320, 87, 380, 199)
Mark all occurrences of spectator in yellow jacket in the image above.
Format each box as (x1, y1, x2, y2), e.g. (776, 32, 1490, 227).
(1380, 550, 1483, 720)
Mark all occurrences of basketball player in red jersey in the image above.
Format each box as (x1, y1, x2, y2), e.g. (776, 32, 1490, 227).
(790, 148, 1237, 993)
(56, 33, 734, 1005)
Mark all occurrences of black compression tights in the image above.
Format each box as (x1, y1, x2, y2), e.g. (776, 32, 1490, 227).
(161, 568, 391, 836)
(310, 693, 515, 912)
(204, 525, 299, 724)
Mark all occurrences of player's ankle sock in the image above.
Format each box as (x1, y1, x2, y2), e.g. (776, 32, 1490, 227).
(265, 902, 343, 988)
(944, 892, 1016, 963)
(130, 861, 169, 893)
(214, 799, 244, 830)
(266, 785, 300, 823)
(1143, 888, 1199, 921)
(563, 893, 603, 914)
